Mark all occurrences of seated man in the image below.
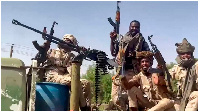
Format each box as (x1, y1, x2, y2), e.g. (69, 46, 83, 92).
(43, 34, 91, 110)
(120, 51, 174, 111)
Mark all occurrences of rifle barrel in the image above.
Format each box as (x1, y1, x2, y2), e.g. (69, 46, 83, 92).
(12, 19, 115, 71)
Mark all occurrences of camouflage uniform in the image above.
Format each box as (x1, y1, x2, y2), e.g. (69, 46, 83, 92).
(44, 34, 91, 108)
(169, 38, 198, 111)
(121, 51, 174, 111)
(80, 79, 92, 107)
(111, 77, 128, 111)
(126, 72, 174, 111)
(169, 62, 198, 111)
(112, 32, 150, 109)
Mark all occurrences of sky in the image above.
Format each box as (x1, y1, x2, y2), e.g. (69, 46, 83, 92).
(1, 1, 199, 75)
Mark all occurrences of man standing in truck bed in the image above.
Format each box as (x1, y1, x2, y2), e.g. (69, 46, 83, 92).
(110, 20, 150, 110)
(43, 34, 91, 111)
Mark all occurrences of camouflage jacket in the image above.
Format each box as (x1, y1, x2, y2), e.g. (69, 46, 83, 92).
(169, 61, 198, 97)
(111, 77, 127, 97)
(44, 48, 75, 73)
(124, 72, 171, 101)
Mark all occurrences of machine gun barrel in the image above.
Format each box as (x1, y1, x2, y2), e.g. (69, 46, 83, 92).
(12, 19, 80, 52)
(12, 19, 115, 68)
(12, 19, 116, 109)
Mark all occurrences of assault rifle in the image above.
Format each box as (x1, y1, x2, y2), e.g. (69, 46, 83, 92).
(108, 1, 121, 57)
(148, 35, 173, 92)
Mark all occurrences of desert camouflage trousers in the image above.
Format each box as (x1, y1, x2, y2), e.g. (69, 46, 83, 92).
(111, 86, 128, 111)
(45, 69, 92, 107)
(111, 69, 137, 110)
(185, 91, 198, 111)
(172, 91, 198, 111)
(128, 86, 174, 111)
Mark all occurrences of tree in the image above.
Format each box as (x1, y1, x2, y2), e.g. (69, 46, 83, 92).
(82, 63, 113, 104)
(166, 62, 176, 69)
(166, 62, 177, 93)
(101, 74, 112, 103)
(82, 64, 96, 103)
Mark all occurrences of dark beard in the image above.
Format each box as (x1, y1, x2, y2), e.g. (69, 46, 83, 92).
(130, 31, 137, 37)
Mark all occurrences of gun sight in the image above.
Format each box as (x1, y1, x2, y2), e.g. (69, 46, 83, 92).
(148, 35, 153, 40)
(53, 21, 58, 25)
(12, 19, 21, 25)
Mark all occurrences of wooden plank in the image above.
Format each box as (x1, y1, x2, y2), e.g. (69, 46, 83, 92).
(70, 62, 81, 111)
(28, 60, 38, 111)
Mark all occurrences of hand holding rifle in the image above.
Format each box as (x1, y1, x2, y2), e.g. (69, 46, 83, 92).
(108, 1, 121, 57)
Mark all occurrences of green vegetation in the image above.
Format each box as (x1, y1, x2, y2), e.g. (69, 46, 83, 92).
(82, 63, 113, 104)
(166, 62, 176, 69)
(166, 62, 178, 94)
